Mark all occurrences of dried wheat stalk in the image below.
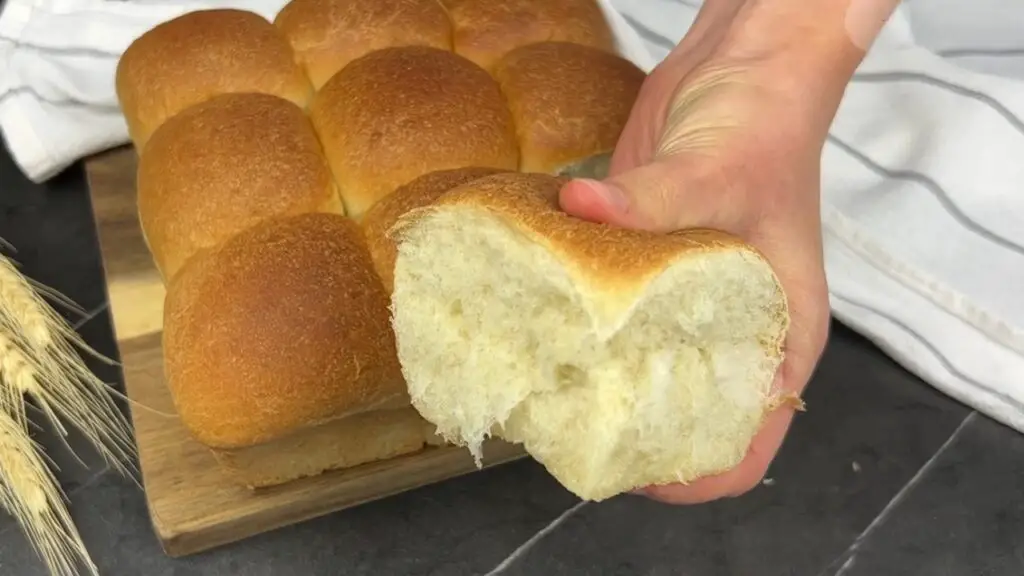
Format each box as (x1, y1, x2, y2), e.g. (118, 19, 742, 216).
(0, 411, 95, 576)
(0, 247, 136, 576)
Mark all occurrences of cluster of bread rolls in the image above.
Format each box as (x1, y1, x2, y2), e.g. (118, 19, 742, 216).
(115, 0, 647, 488)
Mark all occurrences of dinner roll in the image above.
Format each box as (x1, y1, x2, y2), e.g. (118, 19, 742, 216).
(274, 0, 453, 90)
(441, 0, 616, 71)
(494, 42, 646, 177)
(137, 93, 341, 281)
(310, 46, 519, 219)
(116, 9, 312, 148)
(163, 212, 408, 451)
(389, 173, 791, 501)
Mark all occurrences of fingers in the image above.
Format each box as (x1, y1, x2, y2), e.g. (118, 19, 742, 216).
(558, 178, 633, 227)
(778, 289, 831, 396)
(755, 225, 832, 397)
(559, 160, 732, 233)
(559, 163, 680, 232)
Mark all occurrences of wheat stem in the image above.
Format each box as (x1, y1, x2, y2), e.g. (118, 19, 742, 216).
(0, 246, 138, 576)
(0, 411, 98, 576)
(0, 255, 136, 476)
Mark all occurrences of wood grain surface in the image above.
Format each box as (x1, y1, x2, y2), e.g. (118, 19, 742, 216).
(85, 147, 526, 557)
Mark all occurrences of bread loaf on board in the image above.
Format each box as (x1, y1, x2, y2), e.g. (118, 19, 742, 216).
(389, 173, 790, 501)
(116, 1, 793, 497)
(115, 9, 312, 149)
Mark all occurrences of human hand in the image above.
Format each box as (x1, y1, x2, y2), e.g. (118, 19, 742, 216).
(557, 1, 874, 504)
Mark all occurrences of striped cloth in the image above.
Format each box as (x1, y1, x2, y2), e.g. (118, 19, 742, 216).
(2, 0, 1023, 434)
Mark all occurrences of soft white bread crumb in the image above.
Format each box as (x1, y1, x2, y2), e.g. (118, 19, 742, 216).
(389, 173, 789, 501)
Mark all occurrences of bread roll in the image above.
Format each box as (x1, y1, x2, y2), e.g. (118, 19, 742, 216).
(441, 0, 616, 71)
(137, 93, 341, 281)
(310, 46, 519, 219)
(274, 0, 453, 90)
(164, 212, 431, 485)
(116, 9, 312, 148)
(493, 42, 645, 177)
(361, 167, 510, 293)
(389, 173, 790, 501)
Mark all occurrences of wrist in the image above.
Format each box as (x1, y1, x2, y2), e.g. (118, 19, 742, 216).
(710, 0, 901, 124)
(718, 0, 898, 51)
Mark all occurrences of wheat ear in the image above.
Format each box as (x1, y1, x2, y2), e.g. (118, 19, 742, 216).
(0, 255, 136, 476)
(0, 410, 98, 576)
(0, 247, 138, 576)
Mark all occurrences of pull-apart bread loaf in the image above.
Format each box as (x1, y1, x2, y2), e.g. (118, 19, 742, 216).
(164, 213, 437, 488)
(274, 0, 452, 90)
(390, 173, 790, 502)
(137, 93, 341, 281)
(310, 46, 519, 219)
(493, 42, 646, 178)
(441, 0, 616, 71)
(361, 167, 511, 294)
(116, 0, 678, 492)
(115, 9, 311, 149)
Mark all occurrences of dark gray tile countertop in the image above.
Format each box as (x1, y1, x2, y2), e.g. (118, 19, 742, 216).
(1, 144, 1023, 576)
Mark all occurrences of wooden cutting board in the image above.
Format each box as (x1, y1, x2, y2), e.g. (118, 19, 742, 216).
(84, 147, 526, 558)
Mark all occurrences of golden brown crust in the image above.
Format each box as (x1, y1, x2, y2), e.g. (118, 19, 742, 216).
(310, 46, 519, 219)
(274, 0, 453, 90)
(163, 213, 405, 449)
(440, 0, 616, 71)
(362, 167, 510, 293)
(211, 406, 436, 488)
(493, 42, 645, 174)
(116, 9, 312, 148)
(137, 93, 341, 282)
(421, 172, 763, 289)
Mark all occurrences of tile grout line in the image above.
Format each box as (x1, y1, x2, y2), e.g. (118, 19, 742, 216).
(72, 301, 109, 331)
(821, 410, 978, 576)
(484, 500, 590, 575)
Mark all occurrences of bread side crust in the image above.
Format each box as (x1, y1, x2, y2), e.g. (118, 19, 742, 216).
(213, 407, 442, 488)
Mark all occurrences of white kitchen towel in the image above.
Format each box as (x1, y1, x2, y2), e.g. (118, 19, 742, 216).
(2, 0, 1023, 433)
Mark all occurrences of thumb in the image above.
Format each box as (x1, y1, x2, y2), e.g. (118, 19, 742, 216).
(559, 160, 714, 233)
